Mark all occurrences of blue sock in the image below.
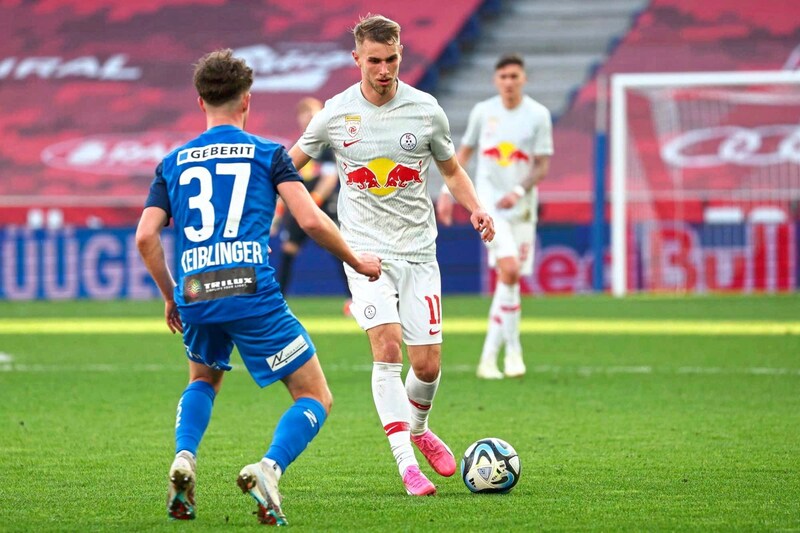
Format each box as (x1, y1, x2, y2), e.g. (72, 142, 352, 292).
(175, 380, 216, 456)
(265, 397, 327, 473)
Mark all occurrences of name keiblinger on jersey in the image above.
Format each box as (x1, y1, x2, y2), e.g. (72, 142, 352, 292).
(182, 241, 264, 273)
(177, 143, 255, 164)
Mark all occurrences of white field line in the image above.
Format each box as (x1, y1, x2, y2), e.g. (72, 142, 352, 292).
(1, 361, 798, 376)
(0, 317, 798, 335)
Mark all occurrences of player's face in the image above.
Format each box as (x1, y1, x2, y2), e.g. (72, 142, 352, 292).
(241, 92, 251, 129)
(296, 109, 315, 130)
(353, 39, 402, 99)
(494, 64, 526, 102)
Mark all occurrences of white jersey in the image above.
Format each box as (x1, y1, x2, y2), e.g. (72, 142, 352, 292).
(462, 95, 553, 222)
(298, 81, 455, 262)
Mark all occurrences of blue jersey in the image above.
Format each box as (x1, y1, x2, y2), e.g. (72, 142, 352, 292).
(145, 125, 302, 324)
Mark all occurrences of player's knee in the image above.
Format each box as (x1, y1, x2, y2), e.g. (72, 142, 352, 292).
(413, 360, 441, 382)
(324, 389, 333, 414)
(189, 375, 222, 394)
(497, 257, 521, 284)
(371, 338, 403, 363)
(314, 386, 333, 414)
(373, 347, 403, 364)
(499, 267, 520, 285)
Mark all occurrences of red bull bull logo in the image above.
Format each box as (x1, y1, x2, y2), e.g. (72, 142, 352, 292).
(343, 159, 423, 196)
(482, 147, 502, 159)
(508, 149, 530, 163)
(482, 141, 530, 167)
(385, 162, 423, 188)
(344, 166, 380, 190)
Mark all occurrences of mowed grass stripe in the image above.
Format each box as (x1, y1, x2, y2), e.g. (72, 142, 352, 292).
(0, 317, 798, 335)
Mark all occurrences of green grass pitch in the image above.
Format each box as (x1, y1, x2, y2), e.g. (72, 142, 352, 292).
(0, 294, 798, 531)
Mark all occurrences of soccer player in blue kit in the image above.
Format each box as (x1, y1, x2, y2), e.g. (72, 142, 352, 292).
(136, 49, 382, 525)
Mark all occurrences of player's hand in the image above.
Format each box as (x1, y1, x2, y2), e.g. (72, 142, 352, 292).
(269, 214, 282, 237)
(496, 191, 521, 209)
(271, 198, 287, 236)
(471, 209, 495, 243)
(165, 300, 183, 334)
(436, 191, 454, 226)
(355, 253, 382, 282)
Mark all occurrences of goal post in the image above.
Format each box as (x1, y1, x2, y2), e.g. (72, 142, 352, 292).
(610, 70, 800, 296)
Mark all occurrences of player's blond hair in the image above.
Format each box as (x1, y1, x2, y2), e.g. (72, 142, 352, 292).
(352, 14, 401, 48)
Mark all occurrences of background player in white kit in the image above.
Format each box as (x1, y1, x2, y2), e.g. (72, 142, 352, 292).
(289, 14, 494, 496)
(437, 53, 553, 379)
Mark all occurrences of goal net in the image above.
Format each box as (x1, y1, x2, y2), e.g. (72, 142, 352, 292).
(610, 71, 800, 296)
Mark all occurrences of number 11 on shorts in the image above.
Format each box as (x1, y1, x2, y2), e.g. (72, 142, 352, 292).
(425, 295, 441, 335)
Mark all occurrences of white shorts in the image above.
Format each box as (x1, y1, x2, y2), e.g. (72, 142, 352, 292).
(345, 259, 442, 345)
(486, 217, 536, 275)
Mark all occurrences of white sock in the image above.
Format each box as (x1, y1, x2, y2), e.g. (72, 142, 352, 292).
(372, 362, 417, 475)
(173, 450, 196, 471)
(260, 457, 282, 481)
(176, 450, 195, 461)
(497, 282, 522, 354)
(481, 290, 504, 365)
(405, 369, 440, 435)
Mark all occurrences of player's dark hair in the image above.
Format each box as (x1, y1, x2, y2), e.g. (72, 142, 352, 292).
(495, 53, 525, 71)
(193, 49, 253, 106)
(352, 14, 401, 47)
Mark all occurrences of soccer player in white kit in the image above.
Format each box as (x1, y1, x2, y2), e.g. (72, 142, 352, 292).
(289, 14, 494, 496)
(438, 53, 553, 379)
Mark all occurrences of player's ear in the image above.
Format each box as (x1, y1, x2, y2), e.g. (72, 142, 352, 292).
(242, 93, 251, 113)
(197, 96, 206, 112)
(352, 49, 360, 67)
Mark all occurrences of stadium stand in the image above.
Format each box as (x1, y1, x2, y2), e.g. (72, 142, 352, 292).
(0, 0, 485, 227)
(431, 0, 649, 221)
(437, 0, 649, 129)
(2, 0, 798, 298)
(548, 0, 800, 224)
(0, 0, 493, 299)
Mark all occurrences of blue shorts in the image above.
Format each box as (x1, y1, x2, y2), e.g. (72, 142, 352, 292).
(182, 304, 316, 387)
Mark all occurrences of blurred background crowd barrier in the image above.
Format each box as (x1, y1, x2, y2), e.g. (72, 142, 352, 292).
(1, 0, 798, 299)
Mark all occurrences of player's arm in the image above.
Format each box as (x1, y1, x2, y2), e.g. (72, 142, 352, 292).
(270, 144, 314, 236)
(499, 107, 554, 208)
(289, 144, 312, 171)
(269, 198, 285, 237)
(435, 155, 494, 242)
(135, 207, 183, 334)
(277, 181, 381, 281)
(436, 145, 475, 226)
(457, 145, 475, 168)
(310, 162, 338, 205)
(272, 144, 316, 236)
(289, 105, 330, 172)
(497, 154, 551, 209)
(523, 154, 551, 190)
(436, 102, 480, 226)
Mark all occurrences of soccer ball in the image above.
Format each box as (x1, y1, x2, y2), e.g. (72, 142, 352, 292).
(460, 437, 520, 493)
